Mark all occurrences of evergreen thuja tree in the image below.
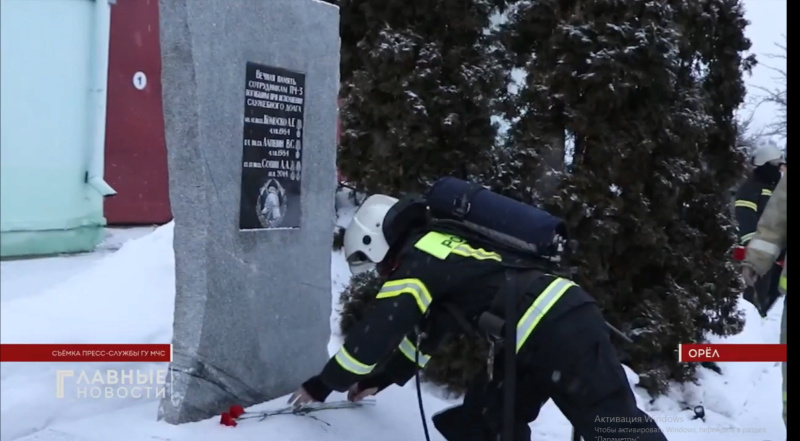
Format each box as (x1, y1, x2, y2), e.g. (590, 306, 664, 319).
(501, 0, 748, 393)
(489, 0, 574, 204)
(666, 0, 755, 338)
(324, 0, 372, 87)
(543, 0, 752, 394)
(613, 0, 753, 390)
(336, 0, 509, 196)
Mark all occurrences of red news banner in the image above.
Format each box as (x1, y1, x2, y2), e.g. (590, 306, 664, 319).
(0, 344, 172, 362)
(679, 344, 786, 362)
(0, 343, 783, 363)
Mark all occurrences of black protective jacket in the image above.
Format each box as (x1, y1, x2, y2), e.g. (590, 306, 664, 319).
(735, 175, 774, 245)
(303, 228, 596, 401)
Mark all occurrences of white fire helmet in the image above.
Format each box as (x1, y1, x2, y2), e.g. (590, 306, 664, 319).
(752, 140, 784, 166)
(343, 194, 399, 275)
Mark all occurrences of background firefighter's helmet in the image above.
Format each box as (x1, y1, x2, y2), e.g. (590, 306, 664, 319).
(752, 140, 784, 166)
(343, 194, 399, 275)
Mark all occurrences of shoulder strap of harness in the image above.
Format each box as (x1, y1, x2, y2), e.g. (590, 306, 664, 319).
(437, 302, 482, 339)
(439, 268, 546, 441)
(478, 269, 544, 339)
(499, 268, 543, 441)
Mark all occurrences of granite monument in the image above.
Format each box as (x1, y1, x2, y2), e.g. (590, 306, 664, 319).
(157, 0, 340, 424)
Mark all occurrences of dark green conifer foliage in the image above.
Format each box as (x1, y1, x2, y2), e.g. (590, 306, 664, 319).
(502, 0, 753, 393)
(335, 0, 510, 196)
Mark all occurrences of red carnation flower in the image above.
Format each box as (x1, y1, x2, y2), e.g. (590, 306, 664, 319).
(229, 405, 245, 419)
(220, 412, 237, 427)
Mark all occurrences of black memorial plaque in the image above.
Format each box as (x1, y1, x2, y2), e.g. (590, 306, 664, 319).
(238, 62, 305, 230)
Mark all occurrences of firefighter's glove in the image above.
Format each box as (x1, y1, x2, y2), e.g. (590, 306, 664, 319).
(347, 373, 394, 402)
(347, 384, 379, 402)
(288, 376, 331, 407)
(741, 263, 760, 288)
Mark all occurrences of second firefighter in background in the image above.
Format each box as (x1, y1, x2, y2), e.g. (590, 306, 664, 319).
(734, 141, 785, 316)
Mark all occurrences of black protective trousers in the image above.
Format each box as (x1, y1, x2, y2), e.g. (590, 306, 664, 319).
(432, 303, 668, 441)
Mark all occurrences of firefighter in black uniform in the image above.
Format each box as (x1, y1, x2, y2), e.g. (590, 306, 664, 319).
(735, 141, 786, 317)
(289, 194, 668, 441)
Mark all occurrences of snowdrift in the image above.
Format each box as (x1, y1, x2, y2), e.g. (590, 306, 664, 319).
(1, 224, 175, 440)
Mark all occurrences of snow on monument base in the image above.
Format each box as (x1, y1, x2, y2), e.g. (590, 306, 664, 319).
(156, 0, 340, 424)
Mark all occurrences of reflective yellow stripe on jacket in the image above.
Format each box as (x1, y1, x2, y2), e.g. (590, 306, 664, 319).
(762, 189, 772, 196)
(335, 280, 433, 375)
(376, 279, 432, 313)
(735, 200, 758, 211)
(516, 277, 576, 353)
(398, 337, 430, 368)
(740, 232, 756, 244)
(451, 244, 502, 261)
(780, 274, 787, 292)
(333, 346, 375, 375)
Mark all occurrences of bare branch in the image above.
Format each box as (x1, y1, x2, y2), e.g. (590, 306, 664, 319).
(752, 85, 786, 106)
(761, 63, 787, 79)
(734, 105, 768, 154)
(747, 37, 787, 141)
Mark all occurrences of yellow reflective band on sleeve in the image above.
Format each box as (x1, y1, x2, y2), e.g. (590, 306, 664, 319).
(740, 232, 755, 244)
(376, 279, 433, 313)
(414, 231, 502, 261)
(451, 244, 502, 261)
(334, 346, 375, 376)
(780, 275, 786, 292)
(398, 337, 430, 368)
(762, 189, 772, 196)
(516, 278, 575, 353)
(734, 200, 758, 211)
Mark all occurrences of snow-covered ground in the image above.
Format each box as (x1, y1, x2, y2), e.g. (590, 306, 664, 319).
(0, 203, 786, 441)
